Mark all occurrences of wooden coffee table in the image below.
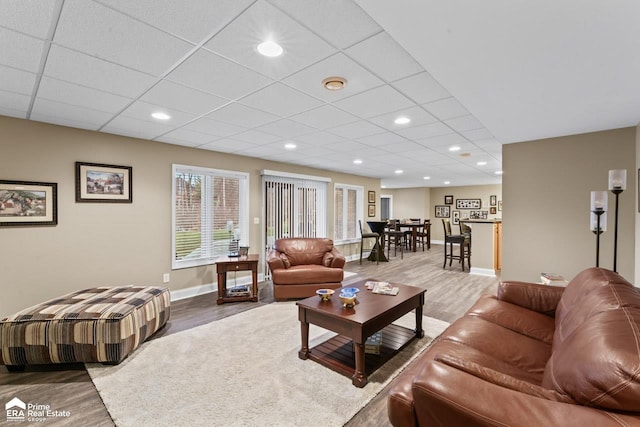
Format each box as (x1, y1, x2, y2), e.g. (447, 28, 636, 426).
(296, 279, 425, 387)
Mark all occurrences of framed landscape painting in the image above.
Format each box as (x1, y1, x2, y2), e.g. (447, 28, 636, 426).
(76, 162, 132, 203)
(0, 180, 57, 227)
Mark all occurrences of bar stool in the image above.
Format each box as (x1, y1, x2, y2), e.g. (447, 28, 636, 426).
(359, 220, 379, 265)
(442, 219, 470, 271)
(386, 219, 405, 259)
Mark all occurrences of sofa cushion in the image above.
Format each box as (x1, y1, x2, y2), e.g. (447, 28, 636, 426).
(542, 268, 640, 411)
(271, 265, 343, 285)
(274, 238, 334, 266)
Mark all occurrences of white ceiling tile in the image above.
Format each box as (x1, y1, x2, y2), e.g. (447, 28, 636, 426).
(326, 120, 386, 139)
(396, 122, 453, 140)
(346, 32, 423, 82)
(157, 128, 216, 146)
(0, 0, 58, 39)
(334, 85, 414, 118)
(356, 132, 409, 147)
(200, 139, 262, 154)
(288, 105, 358, 130)
(368, 106, 437, 131)
(54, 0, 193, 75)
(140, 80, 229, 116)
(0, 90, 31, 115)
(37, 77, 132, 113)
(461, 127, 494, 141)
(96, 0, 253, 44)
(0, 106, 28, 119)
(283, 53, 384, 102)
(230, 130, 282, 144)
(239, 83, 323, 117)
(0, 28, 44, 72)
(417, 133, 467, 148)
(31, 98, 114, 130)
(256, 119, 317, 138)
(393, 72, 450, 104)
(423, 97, 469, 121)
(294, 131, 346, 145)
(119, 101, 197, 127)
(205, 1, 336, 80)
(206, 103, 280, 128)
(377, 140, 424, 152)
(445, 115, 484, 132)
(103, 115, 175, 140)
(0, 65, 36, 95)
(166, 49, 273, 100)
(268, 0, 381, 49)
(182, 117, 246, 138)
(44, 46, 157, 97)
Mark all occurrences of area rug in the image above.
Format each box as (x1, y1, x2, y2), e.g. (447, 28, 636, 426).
(86, 302, 449, 427)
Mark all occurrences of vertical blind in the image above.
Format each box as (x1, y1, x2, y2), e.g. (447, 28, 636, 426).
(173, 164, 248, 269)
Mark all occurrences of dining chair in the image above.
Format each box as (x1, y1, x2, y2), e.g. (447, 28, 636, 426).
(442, 219, 470, 271)
(386, 219, 405, 259)
(416, 219, 431, 250)
(403, 218, 421, 248)
(359, 220, 380, 265)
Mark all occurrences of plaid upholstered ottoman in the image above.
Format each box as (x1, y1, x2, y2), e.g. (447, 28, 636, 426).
(0, 286, 170, 371)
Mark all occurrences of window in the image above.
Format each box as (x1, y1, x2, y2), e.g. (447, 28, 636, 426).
(334, 183, 363, 243)
(172, 164, 249, 269)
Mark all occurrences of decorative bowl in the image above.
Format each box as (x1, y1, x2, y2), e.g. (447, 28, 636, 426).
(339, 292, 357, 308)
(341, 287, 360, 295)
(316, 288, 335, 301)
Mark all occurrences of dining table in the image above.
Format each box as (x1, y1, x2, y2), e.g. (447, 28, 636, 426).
(366, 220, 389, 262)
(397, 221, 423, 252)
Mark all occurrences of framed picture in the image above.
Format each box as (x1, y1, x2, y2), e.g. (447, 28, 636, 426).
(452, 210, 460, 225)
(456, 198, 481, 209)
(368, 190, 376, 204)
(498, 200, 503, 211)
(490, 195, 497, 206)
(490, 207, 497, 215)
(435, 205, 450, 218)
(470, 210, 488, 220)
(368, 204, 375, 217)
(0, 180, 57, 227)
(444, 195, 453, 204)
(76, 162, 132, 203)
(460, 210, 470, 220)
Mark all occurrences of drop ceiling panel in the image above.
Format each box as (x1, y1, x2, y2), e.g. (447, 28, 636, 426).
(37, 77, 132, 113)
(96, 0, 254, 44)
(288, 105, 358, 130)
(346, 32, 423, 83)
(0, 90, 31, 117)
(294, 131, 346, 145)
(333, 85, 414, 119)
(140, 80, 229, 116)
(356, 132, 409, 147)
(103, 115, 175, 140)
(44, 46, 157, 98)
(119, 101, 197, 127)
(206, 103, 280, 128)
(230, 130, 282, 145)
(368, 106, 437, 131)
(31, 98, 114, 130)
(0, 66, 36, 95)
(256, 119, 317, 139)
(199, 139, 259, 153)
(204, 1, 336, 80)
(416, 132, 467, 148)
(283, 53, 384, 102)
(393, 72, 450, 104)
(268, 0, 381, 49)
(461, 127, 494, 141)
(0, 28, 45, 72)
(0, 0, 58, 39)
(239, 83, 323, 118)
(159, 128, 216, 146)
(445, 115, 484, 132)
(181, 117, 246, 138)
(423, 97, 469, 121)
(396, 122, 453, 140)
(54, 0, 194, 75)
(326, 120, 386, 139)
(166, 50, 273, 100)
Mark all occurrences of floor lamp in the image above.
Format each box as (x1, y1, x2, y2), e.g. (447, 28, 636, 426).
(590, 191, 607, 267)
(608, 169, 627, 272)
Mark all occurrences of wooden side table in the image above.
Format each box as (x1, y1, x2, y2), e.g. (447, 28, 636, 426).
(215, 254, 259, 304)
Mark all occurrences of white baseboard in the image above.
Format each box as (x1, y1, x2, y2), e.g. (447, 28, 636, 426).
(170, 274, 265, 302)
(430, 240, 445, 245)
(470, 267, 496, 277)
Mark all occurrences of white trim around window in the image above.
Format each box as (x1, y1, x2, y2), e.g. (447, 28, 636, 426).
(334, 183, 364, 244)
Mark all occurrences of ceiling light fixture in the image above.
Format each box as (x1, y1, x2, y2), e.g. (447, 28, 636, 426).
(495, 170, 503, 175)
(477, 161, 487, 166)
(395, 169, 403, 174)
(423, 176, 431, 180)
(444, 181, 451, 185)
(353, 159, 363, 164)
(322, 76, 347, 91)
(151, 112, 171, 120)
(394, 116, 411, 125)
(257, 40, 283, 57)
(449, 146, 461, 152)
(284, 143, 296, 150)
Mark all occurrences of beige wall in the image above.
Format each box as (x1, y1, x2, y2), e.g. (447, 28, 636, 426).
(381, 187, 430, 221)
(0, 116, 379, 317)
(502, 127, 636, 283)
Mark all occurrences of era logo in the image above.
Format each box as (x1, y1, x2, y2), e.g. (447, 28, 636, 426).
(5, 397, 26, 421)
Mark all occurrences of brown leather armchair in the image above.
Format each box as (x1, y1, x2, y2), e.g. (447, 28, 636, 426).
(388, 267, 640, 426)
(267, 238, 345, 301)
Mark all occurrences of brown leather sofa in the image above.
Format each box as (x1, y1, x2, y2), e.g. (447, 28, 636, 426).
(388, 267, 640, 426)
(267, 238, 345, 301)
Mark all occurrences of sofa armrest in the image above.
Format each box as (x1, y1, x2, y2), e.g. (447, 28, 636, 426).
(498, 281, 564, 317)
(412, 360, 636, 427)
(326, 247, 346, 268)
(266, 250, 285, 271)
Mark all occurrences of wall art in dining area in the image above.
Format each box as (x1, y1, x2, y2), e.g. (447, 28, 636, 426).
(76, 162, 132, 203)
(0, 180, 58, 226)
(470, 210, 488, 220)
(435, 205, 450, 218)
(452, 210, 460, 225)
(456, 198, 481, 209)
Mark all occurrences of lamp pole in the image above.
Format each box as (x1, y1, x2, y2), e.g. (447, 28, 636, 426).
(590, 191, 607, 268)
(608, 169, 626, 273)
(592, 210, 604, 267)
(612, 188, 621, 272)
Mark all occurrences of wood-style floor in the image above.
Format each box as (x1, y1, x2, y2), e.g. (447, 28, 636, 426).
(0, 244, 499, 426)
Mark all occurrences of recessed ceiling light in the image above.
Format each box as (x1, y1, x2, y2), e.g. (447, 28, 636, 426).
(322, 76, 347, 91)
(257, 40, 283, 57)
(495, 170, 504, 175)
(449, 146, 461, 152)
(353, 159, 363, 164)
(423, 176, 431, 180)
(477, 161, 487, 166)
(151, 112, 171, 120)
(395, 169, 403, 174)
(284, 143, 296, 150)
(394, 117, 411, 125)
(444, 181, 451, 185)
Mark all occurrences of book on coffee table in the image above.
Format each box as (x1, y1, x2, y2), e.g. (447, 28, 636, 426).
(371, 282, 399, 296)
